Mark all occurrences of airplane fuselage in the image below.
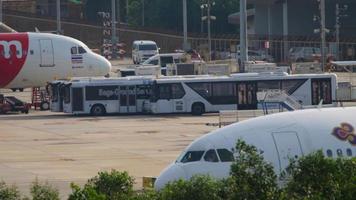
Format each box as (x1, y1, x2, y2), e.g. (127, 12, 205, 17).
(0, 32, 111, 89)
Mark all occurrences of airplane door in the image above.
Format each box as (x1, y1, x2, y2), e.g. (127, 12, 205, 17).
(39, 39, 54, 67)
(272, 132, 304, 173)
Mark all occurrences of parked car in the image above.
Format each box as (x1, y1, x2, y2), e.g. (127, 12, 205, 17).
(289, 47, 321, 62)
(132, 40, 159, 64)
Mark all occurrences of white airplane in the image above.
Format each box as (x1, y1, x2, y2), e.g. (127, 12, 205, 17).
(0, 32, 111, 91)
(155, 107, 356, 190)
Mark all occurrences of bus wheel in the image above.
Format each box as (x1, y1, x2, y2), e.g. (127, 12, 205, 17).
(90, 104, 106, 116)
(192, 103, 205, 116)
(40, 101, 50, 111)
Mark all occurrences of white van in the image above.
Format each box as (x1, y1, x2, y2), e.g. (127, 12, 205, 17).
(132, 40, 159, 64)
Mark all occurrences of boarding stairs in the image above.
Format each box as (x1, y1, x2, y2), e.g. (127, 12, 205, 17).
(258, 90, 302, 114)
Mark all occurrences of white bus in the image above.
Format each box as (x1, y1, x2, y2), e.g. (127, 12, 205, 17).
(51, 77, 153, 115)
(149, 72, 337, 115)
(52, 73, 337, 115)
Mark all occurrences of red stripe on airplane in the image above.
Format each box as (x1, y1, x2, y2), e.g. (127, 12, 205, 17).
(0, 33, 29, 88)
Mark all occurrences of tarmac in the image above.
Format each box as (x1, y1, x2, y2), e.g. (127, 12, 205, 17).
(0, 110, 218, 198)
(1, 58, 356, 199)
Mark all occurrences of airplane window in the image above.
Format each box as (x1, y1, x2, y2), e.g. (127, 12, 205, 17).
(346, 148, 352, 157)
(326, 149, 333, 157)
(181, 151, 204, 163)
(337, 149, 343, 157)
(71, 47, 78, 54)
(217, 149, 234, 162)
(30, 50, 34, 55)
(204, 149, 219, 163)
(78, 46, 87, 54)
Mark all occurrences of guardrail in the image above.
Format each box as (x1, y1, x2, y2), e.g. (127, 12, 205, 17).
(219, 110, 265, 128)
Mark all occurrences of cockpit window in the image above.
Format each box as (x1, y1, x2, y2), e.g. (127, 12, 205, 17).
(217, 149, 234, 162)
(204, 149, 219, 163)
(71, 47, 78, 54)
(78, 46, 87, 54)
(180, 151, 204, 163)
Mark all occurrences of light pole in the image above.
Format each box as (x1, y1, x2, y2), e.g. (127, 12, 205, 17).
(142, 0, 145, 26)
(240, 0, 248, 72)
(56, 0, 61, 34)
(112, 0, 117, 59)
(201, 1, 215, 61)
(183, 0, 188, 50)
(335, 3, 348, 60)
(320, 0, 326, 71)
(0, 0, 3, 23)
(200, 5, 204, 33)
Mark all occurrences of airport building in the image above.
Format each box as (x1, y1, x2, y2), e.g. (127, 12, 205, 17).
(229, 0, 356, 38)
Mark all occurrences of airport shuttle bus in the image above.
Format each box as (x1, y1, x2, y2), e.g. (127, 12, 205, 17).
(53, 77, 153, 115)
(52, 73, 337, 115)
(149, 72, 337, 115)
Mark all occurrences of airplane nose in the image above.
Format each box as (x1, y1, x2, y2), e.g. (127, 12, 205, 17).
(154, 163, 187, 190)
(100, 56, 112, 76)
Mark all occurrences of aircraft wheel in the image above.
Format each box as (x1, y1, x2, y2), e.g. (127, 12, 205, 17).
(40, 101, 50, 111)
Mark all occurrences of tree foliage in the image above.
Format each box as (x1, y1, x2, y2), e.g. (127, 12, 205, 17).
(282, 151, 356, 200)
(229, 139, 281, 200)
(85, 0, 240, 34)
(159, 175, 225, 200)
(30, 179, 60, 200)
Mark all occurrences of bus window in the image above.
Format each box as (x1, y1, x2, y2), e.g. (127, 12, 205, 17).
(204, 149, 219, 162)
(171, 84, 185, 99)
(211, 82, 236, 104)
(281, 79, 307, 95)
(158, 84, 171, 99)
(257, 81, 280, 92)
(181, 151, 205, 163)
(136, 85, 151, 99)
(217, 149, 234, 162)
(187, 82, 212, 99)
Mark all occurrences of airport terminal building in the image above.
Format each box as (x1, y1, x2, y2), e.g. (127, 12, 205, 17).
(229, 0, 356, 38)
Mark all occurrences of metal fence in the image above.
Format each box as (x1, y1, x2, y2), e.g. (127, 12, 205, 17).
(4, 13, 356, 63)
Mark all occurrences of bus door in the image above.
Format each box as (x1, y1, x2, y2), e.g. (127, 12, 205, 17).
(311, 79, 332, 105)
(119, 86, 137, 113)
(72, 88, 84, 112)
(237, 82, 257, 110)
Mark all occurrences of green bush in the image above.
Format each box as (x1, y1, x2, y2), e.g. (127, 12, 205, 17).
(30, 179, 60, 200)
(159, 175, 224, 200)
(69, 169, 135, 200)
(68, 183, 106, 200)
(0, 181, 22, 200)
(129, 189, 160, 200)
(229, 139, 281, 200)
(282, 151, 356, 200)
